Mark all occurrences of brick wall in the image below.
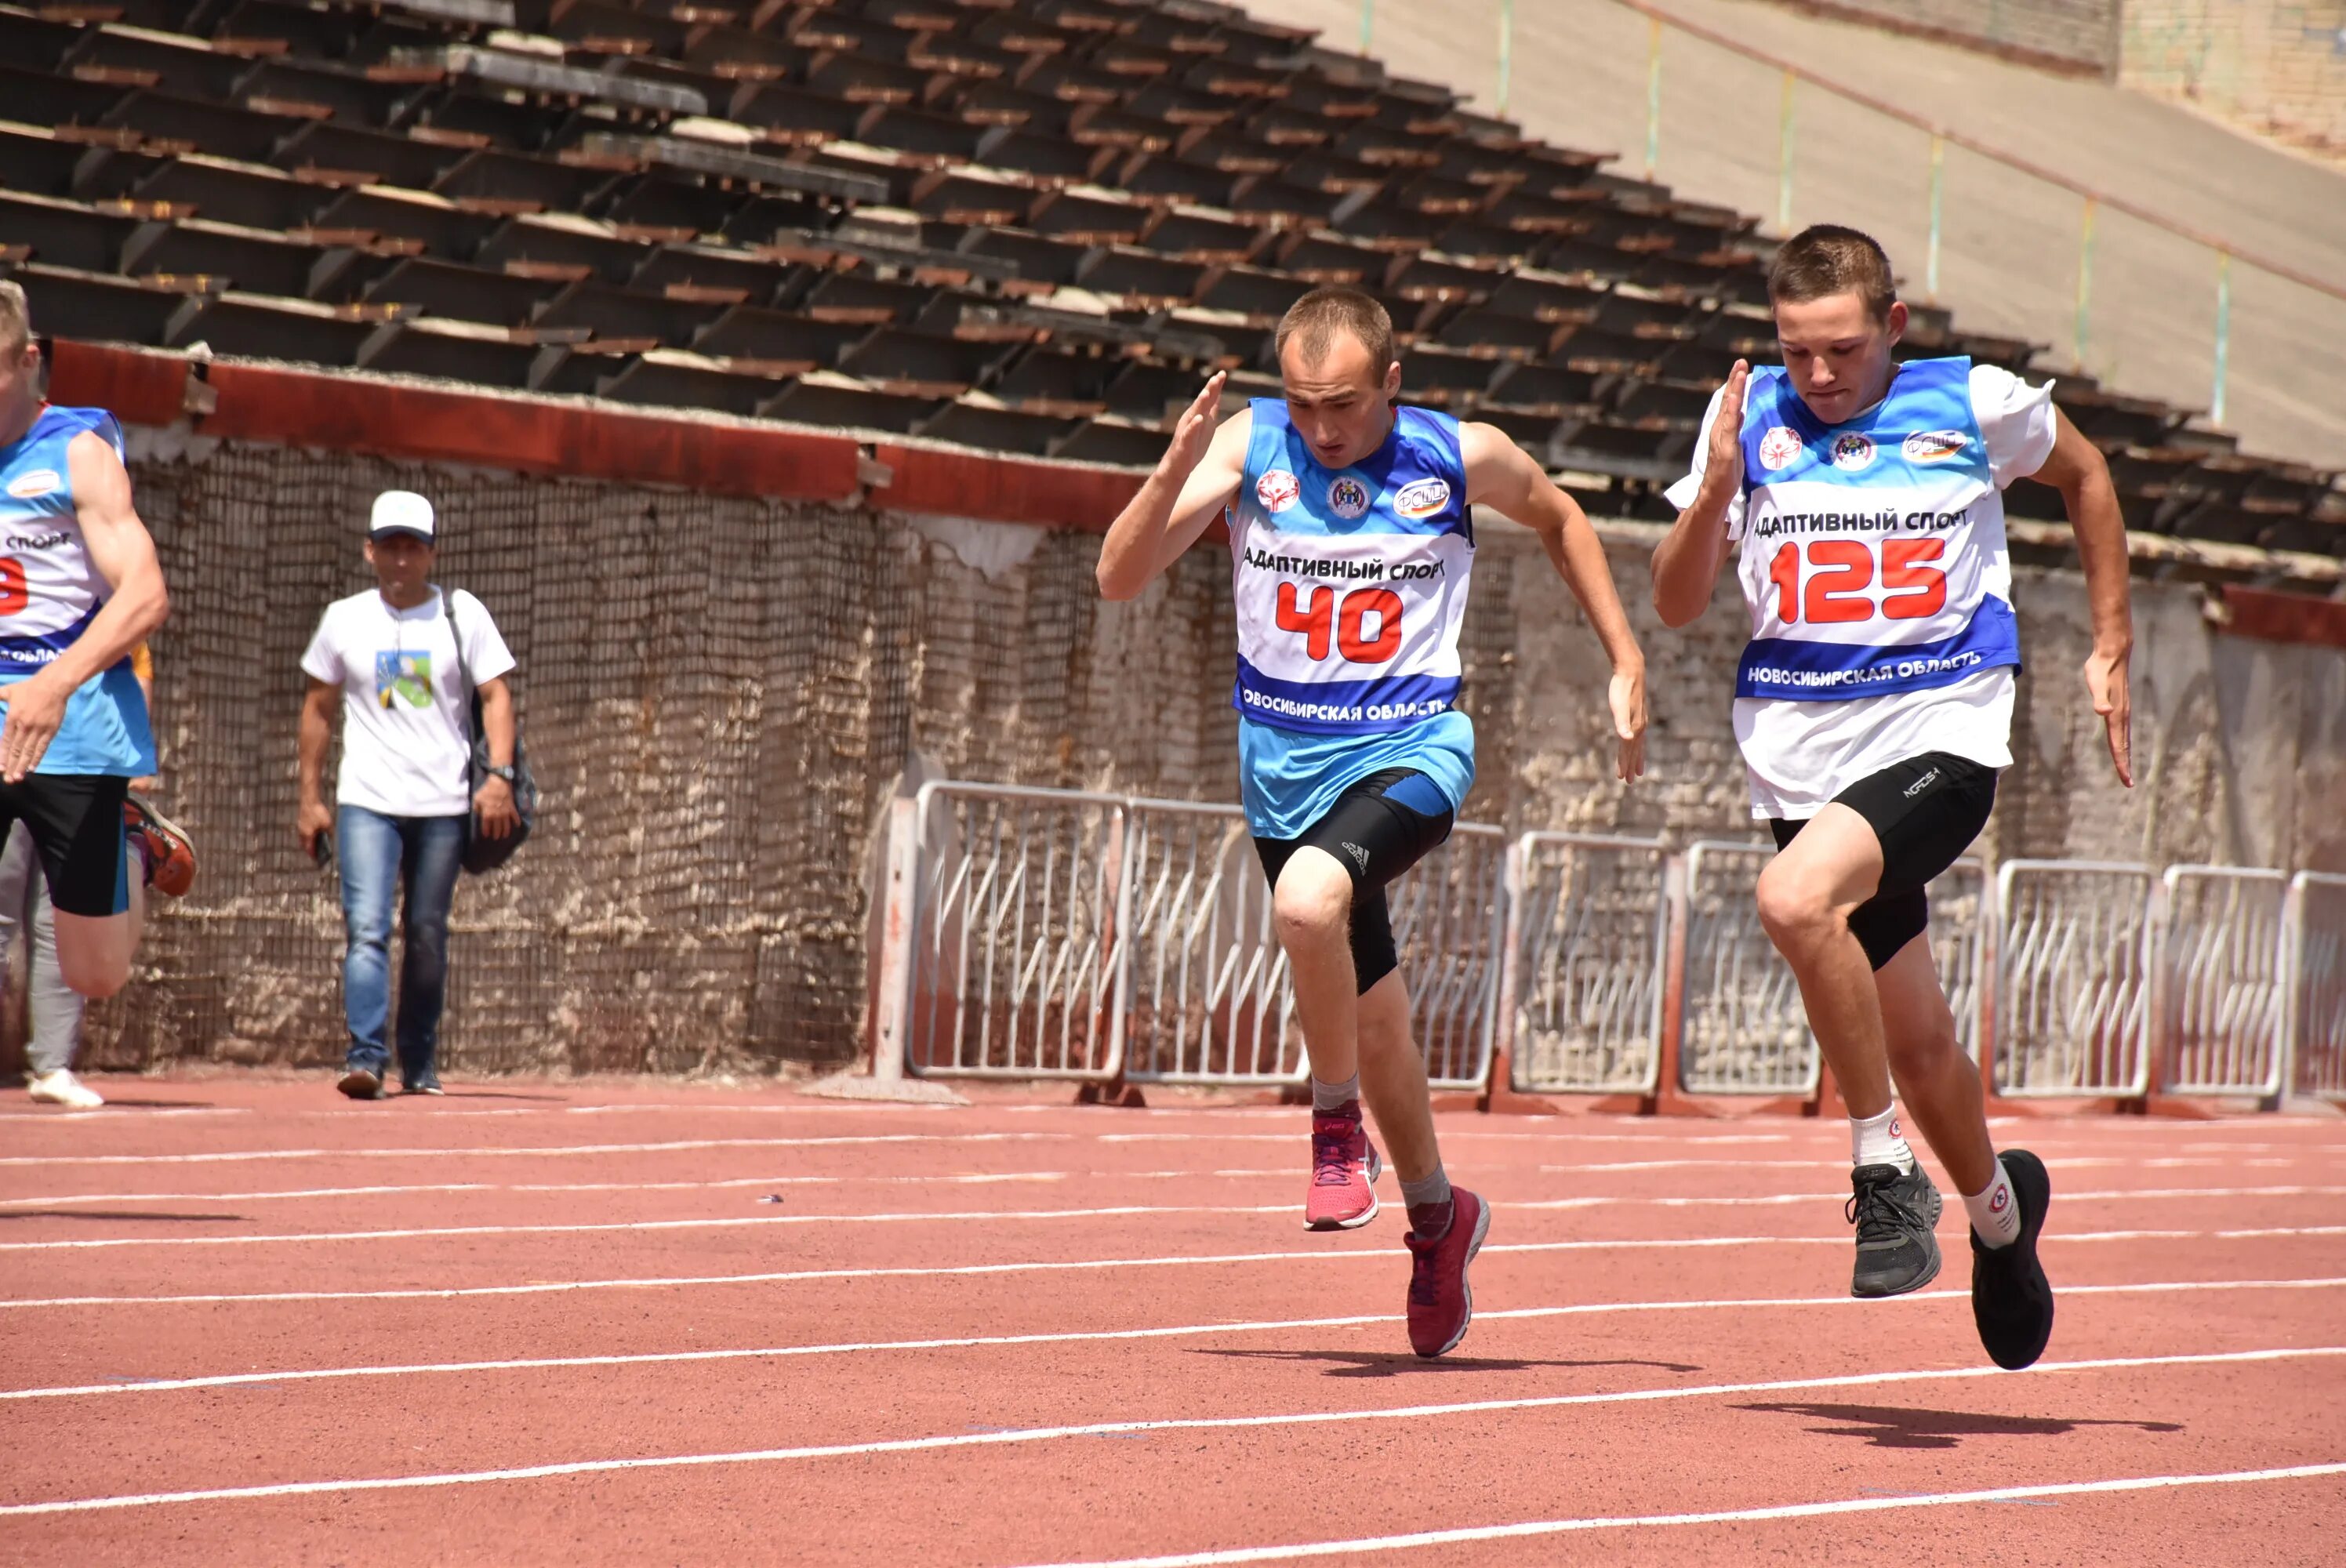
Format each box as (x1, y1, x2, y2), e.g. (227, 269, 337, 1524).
(2123, 2, 2346, 157)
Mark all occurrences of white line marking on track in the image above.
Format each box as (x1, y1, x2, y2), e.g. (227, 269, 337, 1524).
(1004, 1462, 2346, 1567)
(1, 1346, 2336, 1518)
(6, 1226, 2340, 1311)
(9, 1277, 2339, 1403)
(0, 1133, 1080, 1167)
(9, 1184, 2337, 1252)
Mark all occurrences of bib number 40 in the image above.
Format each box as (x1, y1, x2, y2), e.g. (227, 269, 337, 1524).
(1766, 537, 1946, 625)
(1276, 583, 1403, 663)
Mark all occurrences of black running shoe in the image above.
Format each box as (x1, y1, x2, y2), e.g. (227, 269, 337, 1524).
(1971, 1149, 2054, 1370)
(1847, 1162, 1942, 1298)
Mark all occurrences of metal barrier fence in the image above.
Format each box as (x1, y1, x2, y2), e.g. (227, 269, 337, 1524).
(2159, 866, 2290, 1099)
(878, 782, 2337, 1107)
(1503, 833, 1672, 1095)
(1994, 860, 2156, 1098)
(1389, 823, 1511, 1091)
(1119, 798, 1295, 1086)
(2287, 873, 2346, 1102)
(1675, 840, 1816, 1096)
(895, 784, 1504, 1088)
(899, 782, 1127, 1080)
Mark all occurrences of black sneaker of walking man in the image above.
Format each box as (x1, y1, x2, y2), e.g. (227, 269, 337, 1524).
(1847, 1162, 1942, 1298)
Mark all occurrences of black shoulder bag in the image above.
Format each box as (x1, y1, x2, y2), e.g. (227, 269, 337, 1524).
(444, 589, 537, 875)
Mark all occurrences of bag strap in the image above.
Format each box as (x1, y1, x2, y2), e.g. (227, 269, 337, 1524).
(442, 587, 476, 743)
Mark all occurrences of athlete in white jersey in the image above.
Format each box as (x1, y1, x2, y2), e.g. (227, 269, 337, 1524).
(1653, 227, 2134, 1370)
(1101, 287, 1647, 1358)
(0, 281, 173, 1007)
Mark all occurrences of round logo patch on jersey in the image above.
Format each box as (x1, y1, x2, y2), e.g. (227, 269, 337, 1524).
(1830, 433, 1877, 471)
(5, 470, 60, 500)
(1392, 477, 1451, 519)
(1255, 469, 1300, 514)
(1327, 475, 1371, 521)
(1758, 426, 1802, 471)
(1903, 430, 1968, 463)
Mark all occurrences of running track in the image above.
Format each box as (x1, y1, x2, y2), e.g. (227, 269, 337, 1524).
(3, 1076, 2342, 1566)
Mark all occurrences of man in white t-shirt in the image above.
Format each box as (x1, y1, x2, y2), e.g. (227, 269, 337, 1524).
(297, 492, 518, 1099)
(1651, 226, 2134, 1373)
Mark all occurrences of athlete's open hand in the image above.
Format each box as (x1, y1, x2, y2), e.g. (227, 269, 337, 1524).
(0, 669, 69, 783)
(1609, 663, 1647, 782)
(1701, 360, 1750, 508)
(1160, 372, 1227, 481)
(2083, 643, 2133, 787)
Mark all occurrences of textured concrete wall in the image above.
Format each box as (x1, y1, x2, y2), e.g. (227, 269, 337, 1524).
(2123, 2, 2346, 158)
(1779, 1, 2121, 73)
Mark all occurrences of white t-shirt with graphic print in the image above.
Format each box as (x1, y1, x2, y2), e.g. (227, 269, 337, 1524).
(1664, 364, 2059, 818)
(300, 587, 515, 819)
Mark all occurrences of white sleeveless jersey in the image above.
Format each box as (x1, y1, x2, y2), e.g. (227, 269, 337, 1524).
(1668, 358, 2057, 817)
(1226, 399, 1476, 838)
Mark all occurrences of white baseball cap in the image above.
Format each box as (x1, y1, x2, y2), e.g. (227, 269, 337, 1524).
(369, 490, 435, 542)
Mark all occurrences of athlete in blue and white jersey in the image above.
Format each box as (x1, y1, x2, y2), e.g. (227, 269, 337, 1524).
(1101, 286, 1647, 1359)
(1654, 227, 2134, 1372)
(0, 281, 172, 1007)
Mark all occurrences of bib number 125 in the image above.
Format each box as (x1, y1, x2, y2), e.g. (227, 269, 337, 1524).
(1766, 537, 1946, 625)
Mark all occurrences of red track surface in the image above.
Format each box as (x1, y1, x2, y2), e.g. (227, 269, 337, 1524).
(3, 1075, 2342, 1566)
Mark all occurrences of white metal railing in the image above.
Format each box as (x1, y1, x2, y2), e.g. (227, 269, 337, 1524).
(1390, 822, 1510, 1091)
(2158, 865, 2290, 1098)
(1676, 840, 1817, 1096)
(1993, 860, 2156, 1098)
(889, 782, 1503, 1087)
(1118, 797, 1297, 1085)
(1932, 858, 1990, 1064)
(873, 781, 2335, 1111)
(896, 782, 1128, 1080)
(1502, 833, 1672, 1094)
(2286, 872, 2346, 1103)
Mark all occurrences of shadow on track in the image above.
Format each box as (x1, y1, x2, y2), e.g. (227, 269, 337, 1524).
(1191, 1348, 1705, 1378)
(1737, 1401, 2186, 1450)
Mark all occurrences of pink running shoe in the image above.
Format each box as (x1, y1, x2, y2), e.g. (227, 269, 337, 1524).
(1303, 1105, 1382, 1231)
(1405, 1187, 1491, 1359)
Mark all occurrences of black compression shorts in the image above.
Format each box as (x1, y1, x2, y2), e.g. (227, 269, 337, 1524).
(1769, 750, 1996, 971)
(0, 772, 133, 918)
(1253, 768, 1456, 995)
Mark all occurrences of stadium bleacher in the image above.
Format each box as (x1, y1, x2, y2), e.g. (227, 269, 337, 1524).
(0, 0, 2337, 557)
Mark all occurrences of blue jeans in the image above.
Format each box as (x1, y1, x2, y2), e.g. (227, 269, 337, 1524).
(338, 806, 465, 1084)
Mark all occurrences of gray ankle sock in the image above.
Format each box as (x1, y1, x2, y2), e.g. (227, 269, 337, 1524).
(1311, 1075, 1360, 1115)
(1400, 1164, 1452, 1213)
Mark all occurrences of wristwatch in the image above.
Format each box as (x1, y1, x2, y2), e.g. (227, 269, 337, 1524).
(486, 764, 518, 782)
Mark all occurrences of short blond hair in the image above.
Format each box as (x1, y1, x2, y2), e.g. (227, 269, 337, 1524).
(0, 281, 27, 356)
(1275, 285, 1395, 379)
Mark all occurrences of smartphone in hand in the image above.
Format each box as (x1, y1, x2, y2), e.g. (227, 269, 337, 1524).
(312, 829, 333, 869)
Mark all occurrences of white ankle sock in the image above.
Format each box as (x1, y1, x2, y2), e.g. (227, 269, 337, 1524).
(1850, 1106, 1915, 1174)
(1965, 1158, 2021, 1248)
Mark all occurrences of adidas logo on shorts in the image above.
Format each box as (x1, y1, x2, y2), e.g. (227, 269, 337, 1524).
(1340, 841, 1370, 872)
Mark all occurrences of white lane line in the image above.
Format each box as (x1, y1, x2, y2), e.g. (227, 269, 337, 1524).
(6, 1224, 2341, 1310)
(1008, 1462, 2346, 1568)
(2, 1346, 2337, 1519)
(0, 1132, 1080, 1167)
(12, 1276, 2340, 1403)
(9, 1188, 2344, 1253)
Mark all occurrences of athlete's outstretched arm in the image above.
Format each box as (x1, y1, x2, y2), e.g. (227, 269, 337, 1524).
(1651, 358, 1749, 628)
(0, 430, 169, 782)
(1097, 372, 1247, 601)
(2026, 409, 2134, 787)
(1462, 423, 1647, 781)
